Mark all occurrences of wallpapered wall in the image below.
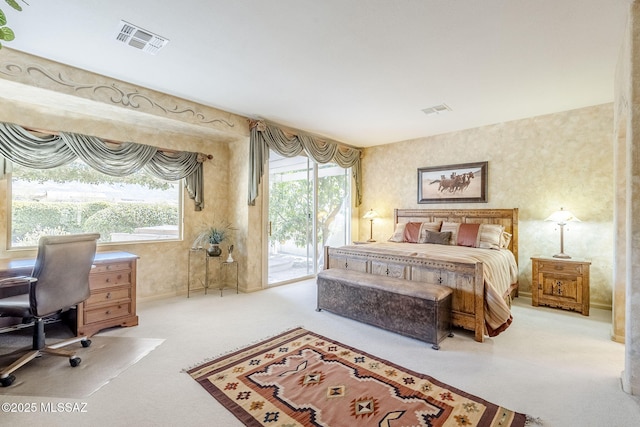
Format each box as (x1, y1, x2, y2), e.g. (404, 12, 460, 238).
(359, 104, 615, 308)
(0, 98, 242, 299)
(0, 50, 615, 307)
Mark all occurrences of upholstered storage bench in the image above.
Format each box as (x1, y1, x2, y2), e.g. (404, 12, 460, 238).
(316, 269, 453, 350)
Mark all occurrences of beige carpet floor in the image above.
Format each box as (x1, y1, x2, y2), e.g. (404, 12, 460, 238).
(0, 279, 639, 426)
(0, 321, 163, 398)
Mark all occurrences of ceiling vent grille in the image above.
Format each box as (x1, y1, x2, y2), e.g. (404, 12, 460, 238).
(422, 103, 452, 116)
(116, 20, 169, 55)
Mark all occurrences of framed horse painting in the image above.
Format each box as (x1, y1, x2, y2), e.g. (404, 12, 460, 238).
(417, 161, 488, 203)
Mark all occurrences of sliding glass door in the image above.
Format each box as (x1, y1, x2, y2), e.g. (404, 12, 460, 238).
(267, 153, 313, 284)
(267, 151, 350, 285)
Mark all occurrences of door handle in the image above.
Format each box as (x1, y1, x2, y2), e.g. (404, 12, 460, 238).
(269, 221, 272, 236)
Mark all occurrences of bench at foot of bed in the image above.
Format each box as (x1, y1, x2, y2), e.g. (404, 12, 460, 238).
(316, 269, 453, 350)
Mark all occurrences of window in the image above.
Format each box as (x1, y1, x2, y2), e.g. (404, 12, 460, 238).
(10, 159, 181, 247)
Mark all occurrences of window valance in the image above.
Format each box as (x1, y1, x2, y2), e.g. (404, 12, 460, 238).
(248, 120, 362, 206)
(0, 122, 206, 210)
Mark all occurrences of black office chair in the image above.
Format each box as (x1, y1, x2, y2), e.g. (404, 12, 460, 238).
(0, 233, 100, 387)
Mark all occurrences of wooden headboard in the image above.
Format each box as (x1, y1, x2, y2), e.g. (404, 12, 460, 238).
(394, 208, 519, 265)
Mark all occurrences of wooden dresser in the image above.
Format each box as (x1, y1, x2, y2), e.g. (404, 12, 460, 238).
(77, 251, 139, 336)
(531, 256, 591, 316)
(0, 251, 139, 336)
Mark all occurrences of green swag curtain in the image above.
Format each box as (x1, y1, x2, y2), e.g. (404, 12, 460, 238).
(0, 122, 206, 210)
(248, 120, 362, 206)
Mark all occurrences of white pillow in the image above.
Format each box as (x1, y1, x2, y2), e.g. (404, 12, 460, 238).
(500, 231, 513, 249)
(388, 222, 407, 242)
(477, 224, 504, 250)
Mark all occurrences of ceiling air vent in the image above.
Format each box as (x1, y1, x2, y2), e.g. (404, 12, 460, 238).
(422, 104, 452, 116)
(116, 20, 169, 55)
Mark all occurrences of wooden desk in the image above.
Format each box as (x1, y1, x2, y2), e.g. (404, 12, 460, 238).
(0, 251, 139, 336)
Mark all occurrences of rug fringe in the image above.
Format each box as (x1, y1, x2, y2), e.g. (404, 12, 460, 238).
(525, 415, 543, 425)
(180, 325, 305, 372)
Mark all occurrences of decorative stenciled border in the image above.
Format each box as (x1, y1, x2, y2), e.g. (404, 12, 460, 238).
(0, 58, 235, 129)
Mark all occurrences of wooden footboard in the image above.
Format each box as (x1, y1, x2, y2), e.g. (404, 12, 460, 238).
(324, 246, 486, 342)
(323, 208, 519, 343)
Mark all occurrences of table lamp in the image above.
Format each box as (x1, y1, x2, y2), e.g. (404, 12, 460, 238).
(363, 209, 379, 242)
(545, 207, 580, 259)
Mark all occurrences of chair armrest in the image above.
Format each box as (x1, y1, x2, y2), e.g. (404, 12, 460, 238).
(0, 276, 37, 288)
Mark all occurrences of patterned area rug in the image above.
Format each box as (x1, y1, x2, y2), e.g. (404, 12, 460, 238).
(187, 328, 526, 426)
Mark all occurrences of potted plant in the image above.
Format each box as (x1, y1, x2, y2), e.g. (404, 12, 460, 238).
(193, 222, 235, 257)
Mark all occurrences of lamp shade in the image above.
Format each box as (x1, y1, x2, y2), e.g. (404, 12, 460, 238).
(545, 207, 580, 259)
(545, 208, 580, 224)
(363, 209, 379, 220)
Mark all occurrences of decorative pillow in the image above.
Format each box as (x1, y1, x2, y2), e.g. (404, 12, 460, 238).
(403, 222, 423, 243)
(457, 223, 481, 247)
(388, 222, 407, 242)
(477, 224, 504, 250)
(440, 222, 461, 245)
(500, 231, 512, 249)
(423, 230, 452, 245)
(417, 221, 443, 243)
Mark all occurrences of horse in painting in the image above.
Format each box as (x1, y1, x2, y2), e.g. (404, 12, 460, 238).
(429, 171, 474, 193)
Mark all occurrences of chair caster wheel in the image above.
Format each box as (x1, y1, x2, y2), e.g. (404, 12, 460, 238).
(81, 339, 92, 348)
(0, 374, 16, 387)
(70, 357, 81, 367)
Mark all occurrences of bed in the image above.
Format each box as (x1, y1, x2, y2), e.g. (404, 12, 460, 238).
(323, 208, 519, 342)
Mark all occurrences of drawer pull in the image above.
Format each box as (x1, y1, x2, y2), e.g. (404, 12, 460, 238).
(105, 278, 110, 283)
(106, 292, 111, 299)
(554, 265, 564, 271)
(105, 310, 111, 315)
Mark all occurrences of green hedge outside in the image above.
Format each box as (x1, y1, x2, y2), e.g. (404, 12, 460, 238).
(12, 201, 178, 245)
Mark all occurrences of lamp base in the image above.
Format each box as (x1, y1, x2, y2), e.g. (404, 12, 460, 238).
(367, 239, 376, 242)
(553, 253, 571, 259)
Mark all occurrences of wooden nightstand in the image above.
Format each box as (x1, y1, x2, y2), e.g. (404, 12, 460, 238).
(531, 256, 591, 316)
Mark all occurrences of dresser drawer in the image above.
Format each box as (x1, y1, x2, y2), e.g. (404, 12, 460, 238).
(85, 303, 132, 324)
(92, 261, 132, 274)
(536, 260, 585, 275)
(85, 288, 131, 307)
(90, 270, 132, 290)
